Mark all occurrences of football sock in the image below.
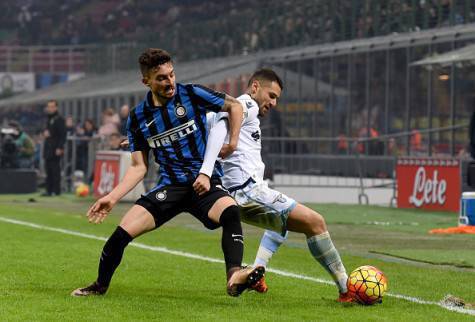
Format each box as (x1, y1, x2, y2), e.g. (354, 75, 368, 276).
(97, 226, 133, 287)
(254, 230, 287, 267)
(219, 205, 244, 274)
(307, 231, 348, 293)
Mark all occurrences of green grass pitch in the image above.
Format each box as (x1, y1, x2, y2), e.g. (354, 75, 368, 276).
(0, 194, 474, 321)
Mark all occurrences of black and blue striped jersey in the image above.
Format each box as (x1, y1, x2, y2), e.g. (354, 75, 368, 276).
(126, 83, 225, 191)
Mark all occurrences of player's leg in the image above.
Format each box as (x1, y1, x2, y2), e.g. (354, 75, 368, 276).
(254, 230, 287, 268)
(286, 204, 349, 297)
(192, 183, 265, 297)
(71, 205, 156, 296)
(209, 196, 266, 296)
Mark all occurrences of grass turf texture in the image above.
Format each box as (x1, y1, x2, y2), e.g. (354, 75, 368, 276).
(0, 194, 474, 321)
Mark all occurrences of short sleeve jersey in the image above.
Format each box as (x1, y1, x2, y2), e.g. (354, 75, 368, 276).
(126, 83, 225, 191)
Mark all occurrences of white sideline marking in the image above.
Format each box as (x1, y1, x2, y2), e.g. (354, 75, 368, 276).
(1, 216, 474, 317)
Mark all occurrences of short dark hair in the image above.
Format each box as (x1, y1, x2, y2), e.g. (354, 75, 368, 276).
(139, 48, 172, 76)
(248, 68, 283, 90)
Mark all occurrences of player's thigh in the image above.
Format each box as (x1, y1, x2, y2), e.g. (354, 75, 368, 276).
(208, 196, 236, 223)
(236, 183, 295, 234)
(286, 204, 327, 236)
(191, 179, 236, 225)
(119, 204, 156, 238)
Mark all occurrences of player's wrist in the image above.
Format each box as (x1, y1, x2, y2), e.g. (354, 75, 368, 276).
(198, 172, 211, 179)
(107, 194, 119, 205)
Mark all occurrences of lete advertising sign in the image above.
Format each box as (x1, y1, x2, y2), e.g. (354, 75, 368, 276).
(396, 158, 460, 212)
(93, 152, 120, 197)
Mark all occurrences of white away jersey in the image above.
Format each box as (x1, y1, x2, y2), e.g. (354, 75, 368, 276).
(207, 94, 265, 188)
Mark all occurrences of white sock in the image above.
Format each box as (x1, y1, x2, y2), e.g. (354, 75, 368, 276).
(253, 230, 287, 268)
(307, 231, 348, 293)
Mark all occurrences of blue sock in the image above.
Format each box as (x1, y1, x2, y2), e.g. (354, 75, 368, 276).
(254, 230, 288, 268)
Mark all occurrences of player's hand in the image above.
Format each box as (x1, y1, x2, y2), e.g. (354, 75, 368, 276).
(219, 143, 237, 159)
(193, 173, 210, 195)
(87, 195, 116, 224)
(120, 139, 129, 149)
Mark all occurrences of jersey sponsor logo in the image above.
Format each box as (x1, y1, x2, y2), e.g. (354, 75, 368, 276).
(147, 119, 198, 148)
(175, 104, 187, 118)
(251, 130, 261, 142)
(156, 190, 167, 201)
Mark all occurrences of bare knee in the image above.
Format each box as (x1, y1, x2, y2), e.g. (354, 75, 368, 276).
(119, 205, 156, 238)
(287, 204, 327, 237)
(307, 211, 327, 236)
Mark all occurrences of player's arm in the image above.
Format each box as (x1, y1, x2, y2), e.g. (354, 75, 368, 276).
(87, 112, 149, 224)
(87, 150, 148, 224)
(190, 85, 243, 158)
(194, 117, 228, 195)
(220, 94, 243, 158)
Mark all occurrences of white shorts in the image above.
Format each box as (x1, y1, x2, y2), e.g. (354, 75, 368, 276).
(229, 180, 297, 235)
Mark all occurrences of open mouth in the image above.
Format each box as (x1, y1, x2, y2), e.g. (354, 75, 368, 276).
(165, 86, 174, 95)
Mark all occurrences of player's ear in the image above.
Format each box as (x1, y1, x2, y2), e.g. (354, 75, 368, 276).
(142, 77, 150, 87)
(251, 80, 260, 95)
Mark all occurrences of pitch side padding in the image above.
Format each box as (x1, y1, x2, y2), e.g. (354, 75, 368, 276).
(0, 169, 37, 193)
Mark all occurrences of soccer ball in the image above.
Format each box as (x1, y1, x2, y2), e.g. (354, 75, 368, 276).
(347, 265, 388, 305)
(75, 183, 90, 197)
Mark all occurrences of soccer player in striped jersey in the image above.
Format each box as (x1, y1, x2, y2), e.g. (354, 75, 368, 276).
(72, 48, 264, 297)
(203, 69, 353, 302)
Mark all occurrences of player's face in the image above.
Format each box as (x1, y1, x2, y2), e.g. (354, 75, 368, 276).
(143, 62, 176, 100)
(253, 81, 281, 117)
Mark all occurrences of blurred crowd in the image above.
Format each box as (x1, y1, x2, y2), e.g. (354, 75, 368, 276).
(0, 0, 474, 60)
(0, 104, 129, 176)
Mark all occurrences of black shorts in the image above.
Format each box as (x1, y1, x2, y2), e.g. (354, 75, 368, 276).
(135, 178, 231, 230)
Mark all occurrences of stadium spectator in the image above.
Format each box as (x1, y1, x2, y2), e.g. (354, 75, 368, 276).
(106, 132, 126, 151)
(72, 48, 263, 298)
(65, 116, 78, 136)
(470, 110, 475, 159)
(9, 121, 35, 168)
(98, 107, 120, 137)
(76, 119, 97, 174)
(43, 99, 66, 196)
(1, 0, 475, 60)
(118, 104, 130, 136)
(337, 134, 349, 155)
(410, 129, 423, 154)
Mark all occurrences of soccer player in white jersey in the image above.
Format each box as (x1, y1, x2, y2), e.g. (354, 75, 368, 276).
(199, 69, 353, 302)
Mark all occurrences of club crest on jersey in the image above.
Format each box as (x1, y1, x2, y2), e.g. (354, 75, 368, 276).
(175, 104, 187, 118)
(156, 190, 167, 201)
(273, 194, 287, 204)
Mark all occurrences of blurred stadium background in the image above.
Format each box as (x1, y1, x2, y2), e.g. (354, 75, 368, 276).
(1, 2, 475, 320)
(0, 0, 474, 206)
